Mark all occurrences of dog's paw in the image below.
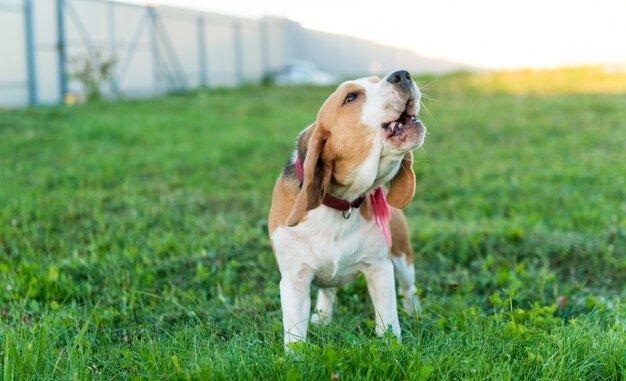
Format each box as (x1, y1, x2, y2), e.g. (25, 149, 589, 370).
(310, 311, 331, 326)
(402, 295, 422, 316)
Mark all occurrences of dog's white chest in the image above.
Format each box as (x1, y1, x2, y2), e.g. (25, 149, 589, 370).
(271, 206, 388, 287)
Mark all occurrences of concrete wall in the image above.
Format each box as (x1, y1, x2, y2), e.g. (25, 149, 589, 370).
(0, 0, 462, 107)
(0, 0, 29, 107)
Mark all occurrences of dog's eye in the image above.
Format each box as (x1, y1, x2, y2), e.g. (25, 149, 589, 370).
(343, 93, 359, 104)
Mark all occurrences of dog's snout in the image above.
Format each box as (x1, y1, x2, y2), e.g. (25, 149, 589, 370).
(386, 70, 412, 90)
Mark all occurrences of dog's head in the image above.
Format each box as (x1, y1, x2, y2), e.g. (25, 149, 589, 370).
(287, 70, 426, 226)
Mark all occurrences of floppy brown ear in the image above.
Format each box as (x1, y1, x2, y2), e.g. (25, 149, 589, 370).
(387, 152, 415, 209)
(286, 125, 332, 226)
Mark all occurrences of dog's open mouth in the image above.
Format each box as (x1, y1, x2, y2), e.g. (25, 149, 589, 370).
(381, 111, 420, 137)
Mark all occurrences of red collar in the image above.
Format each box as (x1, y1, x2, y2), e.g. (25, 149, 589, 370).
(295, 156, 392, 245)
(295, 157, 364, 216)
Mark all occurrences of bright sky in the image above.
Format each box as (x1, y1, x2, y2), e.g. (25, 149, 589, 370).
(129, 0, 626, 69)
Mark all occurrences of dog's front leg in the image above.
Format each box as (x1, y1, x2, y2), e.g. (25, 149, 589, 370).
(363, 260, 401, 341)
(280, 270, 313, 349)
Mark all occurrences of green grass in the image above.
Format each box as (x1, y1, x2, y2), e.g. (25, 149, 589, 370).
(1, 70, 625, 380)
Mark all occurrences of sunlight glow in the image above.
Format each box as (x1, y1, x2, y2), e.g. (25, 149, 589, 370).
(125, 0, 626, 69)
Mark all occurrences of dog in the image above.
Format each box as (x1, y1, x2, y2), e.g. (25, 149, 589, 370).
(268, 70, 426, 349)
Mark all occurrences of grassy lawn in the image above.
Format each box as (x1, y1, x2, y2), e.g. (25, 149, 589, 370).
(1, 69, 625, 379)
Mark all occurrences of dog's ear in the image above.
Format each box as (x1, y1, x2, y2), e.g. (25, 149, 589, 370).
(286, 124, 333, 226)
(386, 152, 415, 209)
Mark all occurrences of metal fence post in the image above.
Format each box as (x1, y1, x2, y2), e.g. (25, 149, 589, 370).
(55, 0, 67, 103)
(233, 22, 244, 84)
(148, 6, 160, 93)
(108, 0, 119, 94)
(197, 16, 207, 87)
(260, 19, 270, 79)
(24, 0, 37, 106)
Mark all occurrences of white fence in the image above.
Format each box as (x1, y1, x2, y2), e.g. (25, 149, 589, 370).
(0, 0, 461, 107)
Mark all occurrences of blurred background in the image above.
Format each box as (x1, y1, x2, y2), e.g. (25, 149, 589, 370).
(1, 0, 625, 106)
(1, 0, 626, 378)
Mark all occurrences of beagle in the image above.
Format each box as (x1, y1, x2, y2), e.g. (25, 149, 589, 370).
(268, 70, 426, 349)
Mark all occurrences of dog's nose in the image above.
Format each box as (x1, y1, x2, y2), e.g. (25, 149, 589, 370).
(386, 70, 412, 90)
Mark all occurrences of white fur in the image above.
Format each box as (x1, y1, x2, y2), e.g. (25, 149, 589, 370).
(272, 206, 399, 347)
(391, 255, 420, 314)
(311, 287, 335, 325)
(354, 78, 420, 133)
(337, 137, 385, 200)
